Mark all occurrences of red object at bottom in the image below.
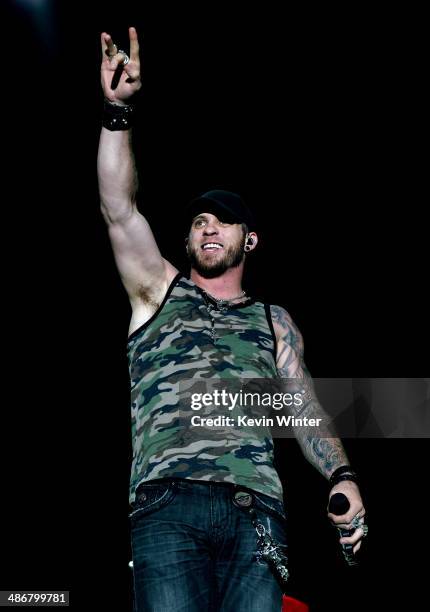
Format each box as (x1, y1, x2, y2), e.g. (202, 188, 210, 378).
(282, 595, 309, 612)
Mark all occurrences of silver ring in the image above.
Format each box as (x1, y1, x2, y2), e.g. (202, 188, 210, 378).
(117, 50, 130, 65)
(351, 515, 363, 529)
(351, 514, 368, 537)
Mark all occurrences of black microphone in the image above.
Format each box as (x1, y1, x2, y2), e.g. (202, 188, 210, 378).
(328, 493, 358, 566)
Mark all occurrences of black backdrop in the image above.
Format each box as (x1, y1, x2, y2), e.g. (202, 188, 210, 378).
(1, 1, 427, 610)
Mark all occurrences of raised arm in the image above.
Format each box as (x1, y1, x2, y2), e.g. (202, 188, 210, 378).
(270, 304, 366, 554)
(98, 28, 178, 325)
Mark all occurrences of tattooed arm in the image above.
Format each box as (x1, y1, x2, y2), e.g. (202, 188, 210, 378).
(270, 304, 366, 554)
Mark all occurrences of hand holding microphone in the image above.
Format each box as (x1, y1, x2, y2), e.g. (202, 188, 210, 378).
(328, 492, 368, 566)
(327, 467, 367, 566)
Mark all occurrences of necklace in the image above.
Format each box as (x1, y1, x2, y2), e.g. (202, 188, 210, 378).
(199, 288, 250, 341)
(200, 289, 248, 311)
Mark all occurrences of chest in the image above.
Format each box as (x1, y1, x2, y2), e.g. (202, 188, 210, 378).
(128, 294, 278, 378)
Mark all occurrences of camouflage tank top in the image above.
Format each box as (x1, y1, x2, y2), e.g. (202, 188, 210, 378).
(127, 274, 283, 503)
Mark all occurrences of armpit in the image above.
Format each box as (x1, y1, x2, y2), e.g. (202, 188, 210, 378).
(136, 284, 160, 310)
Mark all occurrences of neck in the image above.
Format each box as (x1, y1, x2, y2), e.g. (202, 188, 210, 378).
(190, 264, 244, 300)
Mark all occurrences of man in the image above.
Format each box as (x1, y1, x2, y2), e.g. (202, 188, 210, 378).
(98, 27, 366, 612)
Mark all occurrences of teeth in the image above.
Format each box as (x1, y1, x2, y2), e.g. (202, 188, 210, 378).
(202, 243, 222, 250)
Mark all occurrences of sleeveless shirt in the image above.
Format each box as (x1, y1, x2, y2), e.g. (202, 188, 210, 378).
(127, 274, 283, 504)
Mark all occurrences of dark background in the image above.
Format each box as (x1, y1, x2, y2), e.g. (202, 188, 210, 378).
(1, 1, 427, 610)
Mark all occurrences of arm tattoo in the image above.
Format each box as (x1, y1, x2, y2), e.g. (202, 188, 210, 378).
(270, 304, 349, 480)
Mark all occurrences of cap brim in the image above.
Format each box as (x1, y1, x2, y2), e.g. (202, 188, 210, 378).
(185, 196, 244, 225)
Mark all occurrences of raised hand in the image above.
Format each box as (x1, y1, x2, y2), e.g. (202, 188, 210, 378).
(101, 27, 142, 105)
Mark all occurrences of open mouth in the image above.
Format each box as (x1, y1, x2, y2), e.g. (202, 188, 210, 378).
(201, 242, 223, 252)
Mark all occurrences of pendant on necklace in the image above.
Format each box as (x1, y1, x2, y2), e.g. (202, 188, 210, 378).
(210, 314, 217, 341)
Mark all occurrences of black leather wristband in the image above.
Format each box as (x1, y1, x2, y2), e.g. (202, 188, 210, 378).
(329, 465, 358, 488)
(330, 474, 359, 487)
(102, 99, 135, 131)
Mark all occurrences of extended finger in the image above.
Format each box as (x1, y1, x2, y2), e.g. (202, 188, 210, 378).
(101, 32, 108, 55)
(129, 26, 140, 63)
(103, 33, 117, 58)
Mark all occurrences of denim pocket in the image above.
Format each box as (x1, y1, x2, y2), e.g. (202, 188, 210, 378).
(128, 481, 176, 522)
(252, 491, 287, 525)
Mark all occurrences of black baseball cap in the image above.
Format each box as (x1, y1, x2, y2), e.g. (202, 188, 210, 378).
(184, 190, 256, 231)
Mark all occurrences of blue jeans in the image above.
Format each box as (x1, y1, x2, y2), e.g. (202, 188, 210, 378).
(129, 478, 287, 611)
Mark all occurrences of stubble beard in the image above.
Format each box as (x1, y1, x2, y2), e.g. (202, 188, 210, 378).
(187, 234, 246, 279)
